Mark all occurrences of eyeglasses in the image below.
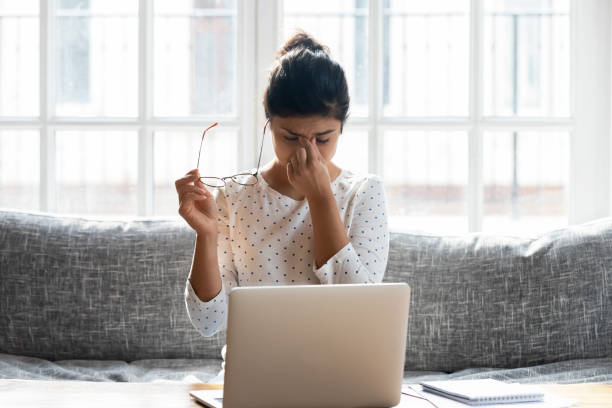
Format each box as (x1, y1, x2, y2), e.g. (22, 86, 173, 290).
(196, 119, 269, 188)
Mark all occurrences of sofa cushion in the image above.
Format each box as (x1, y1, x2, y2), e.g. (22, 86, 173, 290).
(2, 209, 611, 371)
(385, 220, 612, 372)
(0, 210, 225, 361)
(0, 352, 222, 382)
(2, 352, 611, 384)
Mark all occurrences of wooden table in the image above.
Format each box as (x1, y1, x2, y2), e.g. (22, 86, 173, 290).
(0, 379, 610, 407)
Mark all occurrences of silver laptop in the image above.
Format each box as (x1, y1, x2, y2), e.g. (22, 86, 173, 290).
(189, 282, 411, 408)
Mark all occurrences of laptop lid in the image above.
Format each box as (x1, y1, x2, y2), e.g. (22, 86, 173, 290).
(222, 283, 411, 408)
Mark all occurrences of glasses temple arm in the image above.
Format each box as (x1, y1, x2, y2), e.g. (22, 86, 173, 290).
(197, 122, 218, 170)
(254, 119, 270, 175)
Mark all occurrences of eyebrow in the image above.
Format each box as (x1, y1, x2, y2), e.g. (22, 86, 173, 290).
(281, 127, 335, 137)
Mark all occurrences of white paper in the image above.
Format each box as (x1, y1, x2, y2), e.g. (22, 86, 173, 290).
(401, 384, 574, 408)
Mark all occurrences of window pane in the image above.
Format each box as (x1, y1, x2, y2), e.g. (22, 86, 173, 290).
(55, 0, 138, 117)
(483, 131, 569, 235)
(0, 130, 39, 210)
(333, 129, 368, 174)
(154, 0, 236, 117)
(383, 131, 468, 234)
(383, 0, 469, 117)
(282, 0, 368, 117)
(56, 131, 138, 215)
(483, 0, 570, 117)
(0, 0, 39, 116)
(154, 129, 238, 215)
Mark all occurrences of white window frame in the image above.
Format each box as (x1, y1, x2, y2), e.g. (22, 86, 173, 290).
(1, 0, 609, 230)
(2, 0, 256, 216)
(257, 0, 611, 231)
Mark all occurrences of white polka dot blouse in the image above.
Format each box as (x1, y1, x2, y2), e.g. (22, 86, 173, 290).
(184, 168, 389, 337)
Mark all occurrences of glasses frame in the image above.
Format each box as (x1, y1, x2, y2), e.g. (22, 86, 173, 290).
(196, 119, 269, 188)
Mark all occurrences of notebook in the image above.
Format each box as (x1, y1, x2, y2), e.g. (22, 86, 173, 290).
(419, 379, 544, 405)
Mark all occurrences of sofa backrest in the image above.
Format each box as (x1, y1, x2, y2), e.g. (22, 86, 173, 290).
(1, 209, 611, 370)
(0, 210, 225, 361)
(387, 223, 612, 371)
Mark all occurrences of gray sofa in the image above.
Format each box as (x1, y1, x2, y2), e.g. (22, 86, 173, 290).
(1, 208, 611, 383)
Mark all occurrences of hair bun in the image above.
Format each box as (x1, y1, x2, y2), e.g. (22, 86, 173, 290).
(264, 30, 350, 127)
(276, 29, 330, 60)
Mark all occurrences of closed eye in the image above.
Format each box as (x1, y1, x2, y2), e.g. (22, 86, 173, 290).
(284, 136, 330, 144)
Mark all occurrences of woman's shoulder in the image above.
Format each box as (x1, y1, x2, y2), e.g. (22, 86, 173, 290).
(334, 170, 385, 204)
(337, 168, 384, 189)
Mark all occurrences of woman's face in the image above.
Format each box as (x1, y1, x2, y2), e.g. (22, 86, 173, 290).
(269, 115, 342, 167)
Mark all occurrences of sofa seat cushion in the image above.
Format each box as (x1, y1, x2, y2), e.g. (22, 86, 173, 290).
(1, 353, 611, 384)
(0, 353, 222, 382)
(403, 358, 612, 384)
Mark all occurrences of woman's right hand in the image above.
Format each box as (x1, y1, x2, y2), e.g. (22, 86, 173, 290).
(175, 169, 218, 237)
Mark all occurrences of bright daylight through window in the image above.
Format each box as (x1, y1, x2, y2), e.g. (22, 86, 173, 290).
(0, 0, 603, 237)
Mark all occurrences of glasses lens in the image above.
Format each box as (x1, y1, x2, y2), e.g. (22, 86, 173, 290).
(200, 177, 225, 188)
(232, 173, 258, 186)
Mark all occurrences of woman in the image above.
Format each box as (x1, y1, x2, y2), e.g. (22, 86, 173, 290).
(175, 31, 389, 382)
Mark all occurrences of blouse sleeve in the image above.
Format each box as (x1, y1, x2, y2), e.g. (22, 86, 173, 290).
(184, 187, 238, 337)
(312, 175, 389, 284)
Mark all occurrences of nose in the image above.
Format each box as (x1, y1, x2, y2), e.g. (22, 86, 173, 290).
(298, 135, 316, 144)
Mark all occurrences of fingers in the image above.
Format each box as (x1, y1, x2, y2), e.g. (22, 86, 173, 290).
(177, 184, 210, 203)
(179, 191, 208, 203)
(301, 138, 317, 164)
(179, 184, 209, 198)
(185, 168, 200, 178)
(296, 144, 308, 167)
(175, 169, 200, 191)
(289, 155, 299, 174)
(185, 184, 209, 195)
(175, 173, 196, 186)
(289, 137, 323, 178)
(303, 137, 324, 165)
(286, 161, 294, 184)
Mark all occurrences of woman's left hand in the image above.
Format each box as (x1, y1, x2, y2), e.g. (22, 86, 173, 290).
(286, 137, 332, 201)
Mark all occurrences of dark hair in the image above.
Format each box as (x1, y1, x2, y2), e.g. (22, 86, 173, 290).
(263, 30, 350, 130)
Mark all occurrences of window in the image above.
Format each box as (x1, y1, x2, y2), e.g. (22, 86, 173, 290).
(152, 0, 239, 216)
(277, 0, 606, 236)
(0, 0, 39, 211)
(56, 0, 91, 105)
(0, 0, 610, 236)
(153, 0, 236, 116)
(0, 0, 39, 117)
(55, 0, 138, 117)
(0, 0, 242, 217)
